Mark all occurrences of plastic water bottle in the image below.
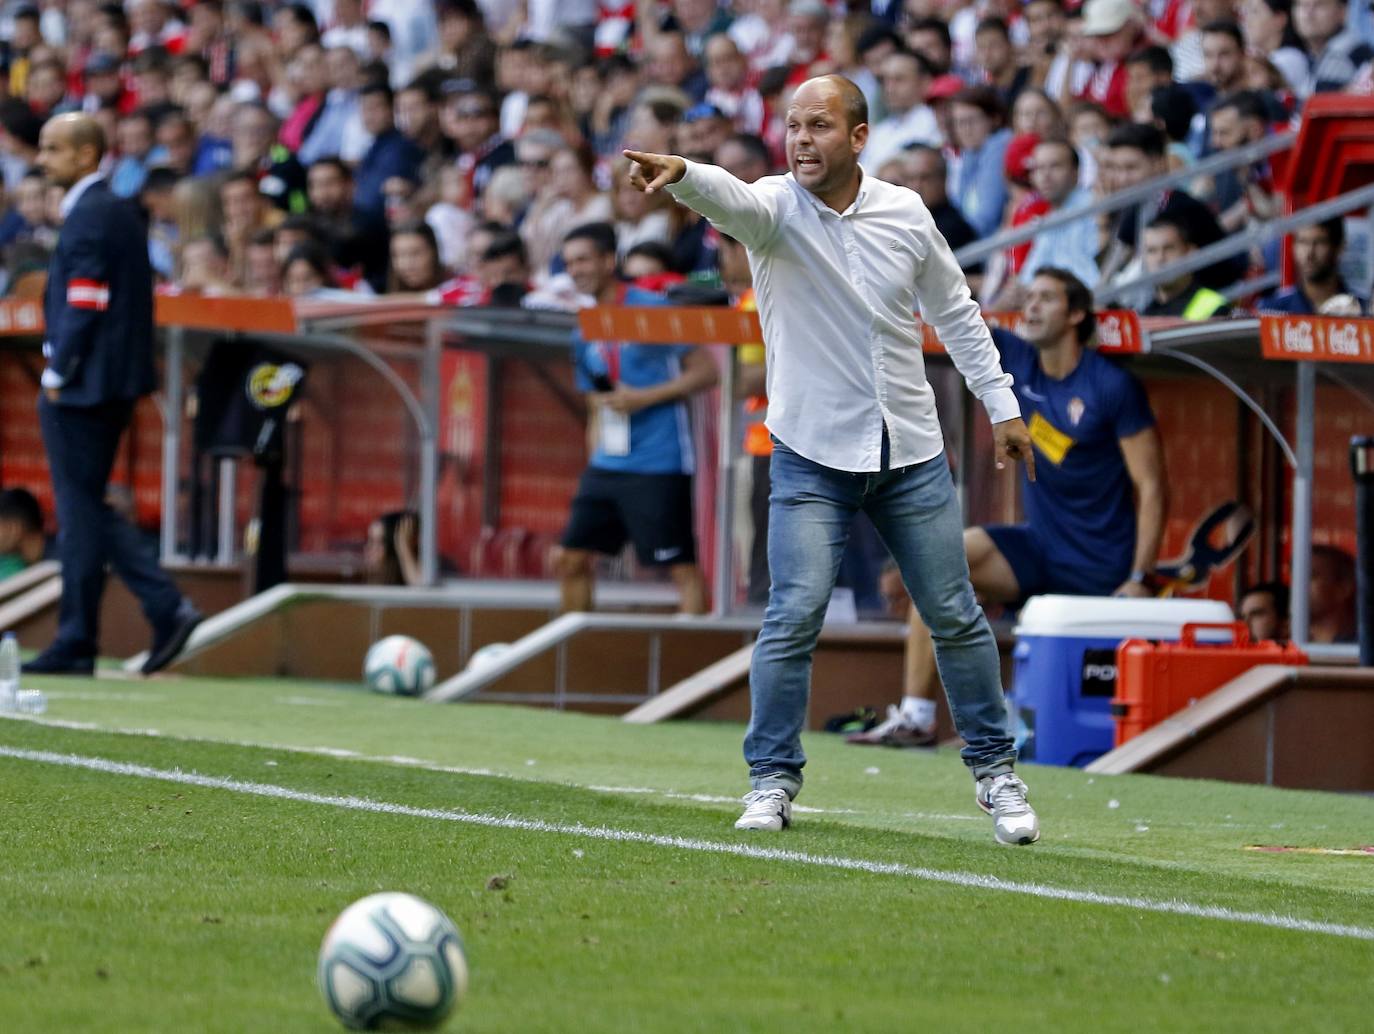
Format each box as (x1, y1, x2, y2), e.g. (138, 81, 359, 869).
(0, 633, 18, 712)
(15, 689, 46, 715)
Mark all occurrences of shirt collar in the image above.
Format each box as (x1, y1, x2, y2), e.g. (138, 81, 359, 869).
(792, 166, 869, 218)
(59, 171, 103, 219)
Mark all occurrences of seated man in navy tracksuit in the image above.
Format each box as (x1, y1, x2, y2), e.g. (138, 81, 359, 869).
(26, 113, 201, 676)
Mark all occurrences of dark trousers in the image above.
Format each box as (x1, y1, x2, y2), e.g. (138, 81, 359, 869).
(39, 396, 182, 658)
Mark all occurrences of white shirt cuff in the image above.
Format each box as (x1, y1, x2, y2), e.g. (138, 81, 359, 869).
(40, 368, 65, 389)
(979, 386, 1021, 425)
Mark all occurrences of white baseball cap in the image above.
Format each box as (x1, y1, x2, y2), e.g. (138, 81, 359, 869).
(1079, 0, 1141, 36)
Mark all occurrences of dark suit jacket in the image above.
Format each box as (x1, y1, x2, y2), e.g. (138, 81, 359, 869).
(43, 177, 157, 407)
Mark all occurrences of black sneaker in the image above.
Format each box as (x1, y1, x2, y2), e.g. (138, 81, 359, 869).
(22, 650, 95, 676)
(142, 598, 204, 675)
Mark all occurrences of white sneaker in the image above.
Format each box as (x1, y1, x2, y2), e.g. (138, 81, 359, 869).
(734, 788, 792, 832)
(976, 773, 1040, 845)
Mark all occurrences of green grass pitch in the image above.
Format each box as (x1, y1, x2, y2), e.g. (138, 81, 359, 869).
(1, 672, 1372, 1032)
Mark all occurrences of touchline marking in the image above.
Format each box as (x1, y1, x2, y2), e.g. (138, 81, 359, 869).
(4, 746, 1371, 942)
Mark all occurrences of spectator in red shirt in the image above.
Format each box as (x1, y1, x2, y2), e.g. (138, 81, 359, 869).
(1077, 0, 1146, 116)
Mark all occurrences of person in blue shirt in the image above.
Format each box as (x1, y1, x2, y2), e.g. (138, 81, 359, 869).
(554, 222, 719, 615)
(1258, 218, 1368, 315)
(352, 81, 424, 223)
(854, 268, 1168, 747)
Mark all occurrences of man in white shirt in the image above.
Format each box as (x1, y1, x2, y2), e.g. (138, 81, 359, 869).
(861, 49, 942, 173)
(624, 75, 1042, 846)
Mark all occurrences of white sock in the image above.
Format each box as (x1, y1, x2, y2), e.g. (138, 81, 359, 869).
(900, 696, 937, 730)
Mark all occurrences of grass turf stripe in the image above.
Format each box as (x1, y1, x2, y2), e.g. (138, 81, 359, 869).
(5, 743, 1372, 943)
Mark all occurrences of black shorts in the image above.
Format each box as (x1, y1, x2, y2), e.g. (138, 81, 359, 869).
(561, 468, 697, 567)
(984, 524, 1127, 605)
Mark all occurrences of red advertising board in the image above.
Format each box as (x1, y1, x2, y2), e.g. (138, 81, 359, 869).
(1260, 314, 1374, 362)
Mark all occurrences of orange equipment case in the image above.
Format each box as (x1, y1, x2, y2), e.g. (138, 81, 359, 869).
(1111, 623, 1308, 746)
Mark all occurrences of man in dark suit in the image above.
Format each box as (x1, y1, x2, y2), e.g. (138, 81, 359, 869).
(26, 113, 202, 676)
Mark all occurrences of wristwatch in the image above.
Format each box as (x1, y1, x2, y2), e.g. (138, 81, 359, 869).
(1128, 570, 1150, 585)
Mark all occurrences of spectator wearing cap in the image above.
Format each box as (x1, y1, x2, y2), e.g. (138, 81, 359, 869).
(1295, 0, 1374, 95)
(728, 0, 795, 73)
(704, 34, 766, 135)
(1240, 0, 1310, 95)
(863, 48, 941, 173)
(1076, 0, 1146, 117)
(354, 81, 425, 224)
(80, 51, 130, 115)
(445, 85, 516, 201)
(1259, 218, 1367, 314)
(949, 85, 1013, 238)
(1011, 139, 1100, 294)
(975, 17, 1030, 109)
(997, 131, 1051, 286)
(680, 103, 733, 163)
(924, 71, 965, 144)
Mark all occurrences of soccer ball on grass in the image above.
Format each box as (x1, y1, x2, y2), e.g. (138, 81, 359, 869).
(318, 891, 468, 1030)
(364, 636, 435, 696)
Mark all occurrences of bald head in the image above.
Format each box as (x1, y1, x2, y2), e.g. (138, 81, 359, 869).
(49, 113, 107, 161)
(37, 113, 107, 188)
(796, 75, 868, 131)
(786, 75, 869, 209)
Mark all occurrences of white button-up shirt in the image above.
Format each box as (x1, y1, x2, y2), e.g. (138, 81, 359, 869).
(666, 160, 1018, 472)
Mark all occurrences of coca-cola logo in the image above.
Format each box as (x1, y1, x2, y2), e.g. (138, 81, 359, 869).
(1328, 322, 1361, 357)
(1281, 320, 1315, 353)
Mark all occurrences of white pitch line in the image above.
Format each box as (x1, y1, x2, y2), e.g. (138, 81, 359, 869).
(2, 746, 1371, 943)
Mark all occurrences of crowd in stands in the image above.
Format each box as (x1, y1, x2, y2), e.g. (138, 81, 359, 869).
(0, 0, 1369, 314)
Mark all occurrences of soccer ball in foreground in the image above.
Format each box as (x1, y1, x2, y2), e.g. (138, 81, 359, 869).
(364, 636, 435, 696)
(318, 892, 469, 1031)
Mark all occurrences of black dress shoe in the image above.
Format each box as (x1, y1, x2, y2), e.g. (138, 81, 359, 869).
(142, 599, 204, 675)
(21, 651, 95, 676)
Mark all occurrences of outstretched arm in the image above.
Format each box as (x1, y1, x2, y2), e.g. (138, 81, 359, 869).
(623, 149, 786, 251)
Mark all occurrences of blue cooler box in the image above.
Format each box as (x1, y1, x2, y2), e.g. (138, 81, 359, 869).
(1008, 595, 1234, 767)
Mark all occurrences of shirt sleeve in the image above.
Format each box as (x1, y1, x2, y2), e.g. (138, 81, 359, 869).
(1111, 368, 1156, 439)
(912, 200, 1020, 425)
(47, 217, 111, 386)
(663, 160, 788, 251)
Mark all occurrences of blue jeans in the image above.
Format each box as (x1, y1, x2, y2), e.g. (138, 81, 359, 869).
(746, 439, 1016, 796)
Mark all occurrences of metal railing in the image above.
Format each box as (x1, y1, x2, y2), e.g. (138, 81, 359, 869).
(1096, 180, 1374, 305)
(954, 131, 1296, 267)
